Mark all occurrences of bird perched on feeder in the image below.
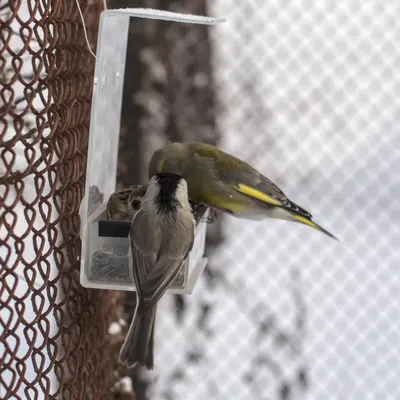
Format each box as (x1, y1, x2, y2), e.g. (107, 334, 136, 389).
(107, 184, 147, 222)
(118, 173, 195, 369)
(149, 142, 337, 240)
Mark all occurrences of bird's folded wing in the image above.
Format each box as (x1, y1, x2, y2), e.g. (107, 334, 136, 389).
(195, 147, 338, 239)
(129, 210, 193, 312)
(135, 250, 186, 310)
(195, 148, 311, 216)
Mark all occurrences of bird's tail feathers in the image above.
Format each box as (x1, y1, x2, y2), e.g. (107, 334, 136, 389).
(119, 304, 157, 369)
(291, 214, 338, 241)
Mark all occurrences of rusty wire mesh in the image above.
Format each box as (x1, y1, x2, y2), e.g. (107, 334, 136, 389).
(0, 1, 125, 399)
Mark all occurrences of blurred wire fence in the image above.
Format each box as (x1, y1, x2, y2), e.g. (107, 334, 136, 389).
(0, 1, 123, 399)
(1, 0, 399, 400)
(135, 1, 400, 399)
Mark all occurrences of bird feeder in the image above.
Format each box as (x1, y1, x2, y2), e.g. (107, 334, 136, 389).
(79, 9, 223, 294)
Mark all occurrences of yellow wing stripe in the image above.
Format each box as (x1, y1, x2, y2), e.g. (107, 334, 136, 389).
(236, 184, 282, 206)
(294, 215, 318, 229)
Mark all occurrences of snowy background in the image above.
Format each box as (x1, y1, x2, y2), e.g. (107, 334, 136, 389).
(147, 1, 400, 399)
(2, 1, 400, 399)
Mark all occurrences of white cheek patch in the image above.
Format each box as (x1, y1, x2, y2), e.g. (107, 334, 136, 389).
(176, 181, 190, 207)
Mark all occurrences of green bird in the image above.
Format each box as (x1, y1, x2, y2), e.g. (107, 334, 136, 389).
(149, 142, 337, 240)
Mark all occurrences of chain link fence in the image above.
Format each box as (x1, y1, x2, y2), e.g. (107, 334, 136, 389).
(0, 1, 126, 399)
(1, 1, 400, 399)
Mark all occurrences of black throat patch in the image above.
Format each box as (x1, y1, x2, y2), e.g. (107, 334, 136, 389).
(155, 173, 183, 211)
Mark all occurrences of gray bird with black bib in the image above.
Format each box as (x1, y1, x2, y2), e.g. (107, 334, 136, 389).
(119, 173, 195, 369)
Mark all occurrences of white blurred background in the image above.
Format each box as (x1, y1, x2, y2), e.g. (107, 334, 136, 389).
(152, 1, 400, 399)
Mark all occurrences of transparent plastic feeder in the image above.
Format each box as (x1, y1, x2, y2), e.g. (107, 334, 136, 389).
(80, 8, 223, 294)
(80, 198, 209, 294)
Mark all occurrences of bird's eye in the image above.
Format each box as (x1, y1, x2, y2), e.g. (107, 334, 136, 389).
(131, 200, 141, 210)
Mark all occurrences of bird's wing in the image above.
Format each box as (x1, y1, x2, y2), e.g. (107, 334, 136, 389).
(129, 211, 194, 311)
(133, 250, 187, 311)
(194, 146, 312, 218)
